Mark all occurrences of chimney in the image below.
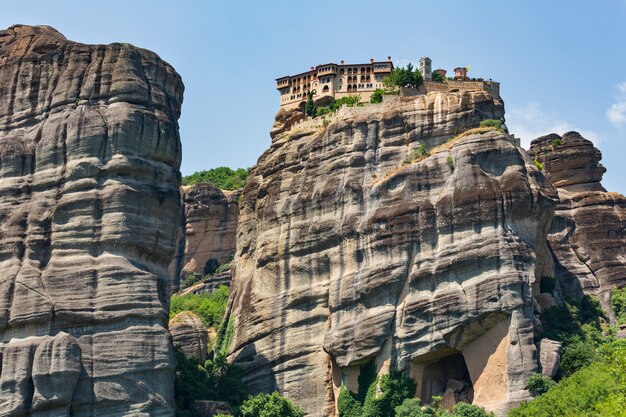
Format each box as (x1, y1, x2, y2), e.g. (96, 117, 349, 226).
(341, 60, 344, 64)
(370, 58, 374, 63)
(311, 66, 315, 71)
(387, 56, 392, 61)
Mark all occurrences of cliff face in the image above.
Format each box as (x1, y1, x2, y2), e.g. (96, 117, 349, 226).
(0, 25, 183, 416)
(169, 183, 240, 291)
(226, 93, 557, 416)
(529, 132, 626, 317)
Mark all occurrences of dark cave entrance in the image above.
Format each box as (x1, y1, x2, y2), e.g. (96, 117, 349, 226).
(418, 353, 474, 406)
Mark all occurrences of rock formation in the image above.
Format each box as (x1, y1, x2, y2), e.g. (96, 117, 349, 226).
(0, 25, 183, 416)
(226, 92, 557, 416)
(170, 311, 209, 363)
(529, 132, 626, 318)
(169, 183, 240, 292)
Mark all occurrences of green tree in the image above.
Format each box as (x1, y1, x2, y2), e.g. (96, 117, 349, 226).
(239, 392, 304, 417)
(305, 90, 316, 116)
(394, 398, 427, 417)
(383, 63, 423, 89)
(431, 71, 445, 82)
(451, 403, 494, 417)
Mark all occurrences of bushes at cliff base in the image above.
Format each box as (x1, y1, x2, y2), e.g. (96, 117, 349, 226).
(508, 340, 626, 417)
(238, 392, 304, 417)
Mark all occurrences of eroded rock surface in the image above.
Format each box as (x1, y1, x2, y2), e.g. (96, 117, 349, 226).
(529, 132, 626, 317)
(0, 25, 183, 416)
(170, 311, 209, 363)
(226, 93, 556, 416)
(169, 183, 240, 291)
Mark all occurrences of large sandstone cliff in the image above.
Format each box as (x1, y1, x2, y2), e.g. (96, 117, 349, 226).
(529, 132, 626, 318)
(226, 93, 557, 416)
(0, 25, 183, 416)
(169, 183, 240, 292)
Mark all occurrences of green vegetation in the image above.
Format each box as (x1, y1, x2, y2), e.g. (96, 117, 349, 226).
(214, 315, 236, 359)
(478, 119, 503, 131)
(174, 348, 249, 417)
(431, 72, 445, 83)
(179, 260, 231, 290)
(370, 89, 384, 104)
(525, 373, 556, 396)
(239, 392, 304, 417)
(533, 160, 543, 171)
(446, 155, 455, 172)
(383, 63, 423, 89)
(403, 143, 429, 165)
(611, 287, 626, 325)
(548, 138, 563, 148)
(170, 285, 229, 328)
(180, 272, 203, 290)
(541, 295, 606, 377)
(313, 95, 362, 118)
(508, 294, 626, 416)
(392, 396, 494, 417)
(182, 167, 249, 189)
(316, 106, 332, 117)
(305, 90, 316, 116)
(338, 361, 415, 417)
(508, 340, 626, 417)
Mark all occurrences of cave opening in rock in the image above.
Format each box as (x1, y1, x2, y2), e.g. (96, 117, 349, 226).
(415, 352, 474, 408)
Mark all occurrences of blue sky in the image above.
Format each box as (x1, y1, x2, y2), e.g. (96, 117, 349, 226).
(2, 0, 625, 193)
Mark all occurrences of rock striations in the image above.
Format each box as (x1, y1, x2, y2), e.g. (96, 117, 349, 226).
(169, 183, 240, 292)
(0, 25, 183, 416)
(226, 92, 557, 416)
(529, 132, 626, 318)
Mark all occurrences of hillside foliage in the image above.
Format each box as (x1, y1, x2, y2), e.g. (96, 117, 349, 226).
(182, 166, 249, 189)
(170, 285, 229, 328)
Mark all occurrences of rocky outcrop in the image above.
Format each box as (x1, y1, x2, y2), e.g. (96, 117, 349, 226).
(0, 25, 183, 416)
(170, 311, 209, 362)
(226, 93, 556, 416)
(177, 271, 231, 296)
(529, 132, 626, 318)
(169, 183, 240, 291)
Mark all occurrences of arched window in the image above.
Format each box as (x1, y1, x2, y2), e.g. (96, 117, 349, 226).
(340, 68, 345, 75)
(323, 85, 329, 93)
(361, 67, 365, 73)
(361, 75, 366, 82)
(347, 85, 352, 92)
(366, 67, 371, 73)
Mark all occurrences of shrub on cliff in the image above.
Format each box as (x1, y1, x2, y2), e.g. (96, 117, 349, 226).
(182, 166, 249, 189)
(611, 287, 626, 324)
(478, 119, 502, 131)
(170, 285, 229, 328)
(525, 373, 556, 395)
(370, 89, 384, 104)
(239, 392, 304, 417)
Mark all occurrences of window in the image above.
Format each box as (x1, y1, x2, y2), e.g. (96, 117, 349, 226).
(340, 68, 345, 75)
(323, 85, 329, 93)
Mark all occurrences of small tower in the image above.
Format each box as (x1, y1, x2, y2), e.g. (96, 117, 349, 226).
(419, 56, 432, 80)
